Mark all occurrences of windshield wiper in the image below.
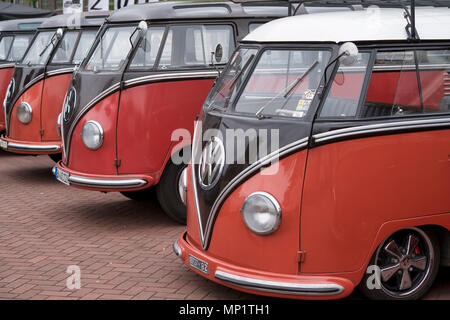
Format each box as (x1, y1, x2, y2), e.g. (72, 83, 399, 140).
(255, 60, 318, 119)
(39, 33, 57, 57)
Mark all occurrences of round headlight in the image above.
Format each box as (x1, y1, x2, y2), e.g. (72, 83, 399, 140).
(17, 102, 32, 124)
(241, 192, 281, 235)
(81, 120, 104, 150)
(56, 113, 62, 137)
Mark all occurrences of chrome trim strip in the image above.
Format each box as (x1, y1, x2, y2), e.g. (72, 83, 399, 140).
(191, 119, 206, 246)
(5, 142, 60, 152)
(313, 117, 450, 144)
(201, 137, 309, 249)
(0, 63, 15, 69)
(21, 73, 45, 94)
(46, 67, 75, 77)
(214, 270, 344, 296)
(124, 71, 219, 88)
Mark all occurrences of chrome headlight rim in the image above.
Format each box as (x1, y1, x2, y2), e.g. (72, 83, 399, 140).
(17, 102, 32, 125)
(241, 191, 282, 236)
(81, 120, 104, 151)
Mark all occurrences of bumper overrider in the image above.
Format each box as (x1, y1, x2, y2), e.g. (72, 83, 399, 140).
(0, 135, 61, 154)
(53, 161, 154, 191)
(174, 231, 354, 299)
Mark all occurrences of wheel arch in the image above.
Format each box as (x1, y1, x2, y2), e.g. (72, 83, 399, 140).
(355, 215, 449, 286)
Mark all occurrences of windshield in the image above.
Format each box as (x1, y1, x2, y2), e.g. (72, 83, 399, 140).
(206, 47, 332, 118)
(50, 30, 97, 65)
(0, 34, 33, 62)
(22, 30, 56, 66)
(84, 26, 138, 72)
(206, 48, 331, 118)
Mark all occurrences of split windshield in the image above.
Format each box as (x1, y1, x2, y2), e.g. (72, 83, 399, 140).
(205, 47, 332, 118)
(0, 34, 33, 62)
(85, 26, 138, 71)
(22, 30, 55, 65)
(22, 29, 98, 66)
(83, 23, 235, 72)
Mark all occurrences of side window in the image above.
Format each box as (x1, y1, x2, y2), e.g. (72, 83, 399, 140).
(0, 36, 13, 60)
(319, 52, 371, 117)
(72, 31, 97, 64)
(8, 35, 33, 62)
(158, 25, 234, 70)
(129, 27, 165, 70)
(361, 49, 450, 118)
(51, 31, 79, 64)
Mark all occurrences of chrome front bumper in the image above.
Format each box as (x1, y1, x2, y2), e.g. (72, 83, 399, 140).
(214, 270, 344, 296)
(0, 138, 61, 153)
(52, 166, 148, 189)
(173, 235, 347, 297)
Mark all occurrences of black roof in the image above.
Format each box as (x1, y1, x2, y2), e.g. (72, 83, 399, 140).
(107, 1, 291, 23)
(0, 1, 54, 20)
(0, 18, 44, 32)
(40, 11, 111, 29)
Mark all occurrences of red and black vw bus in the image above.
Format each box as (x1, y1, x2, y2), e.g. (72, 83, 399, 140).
(0, 18, 44, 133)
(175, 5, 450, 300)
(52, 1, 297, 223)
(1, 11, 109, 162)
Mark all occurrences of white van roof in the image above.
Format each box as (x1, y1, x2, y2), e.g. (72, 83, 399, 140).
(243, 7, 450, 43)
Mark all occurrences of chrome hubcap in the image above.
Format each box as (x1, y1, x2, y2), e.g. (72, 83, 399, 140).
(178, 166, 188, 205)
(376, 228, 433, 297)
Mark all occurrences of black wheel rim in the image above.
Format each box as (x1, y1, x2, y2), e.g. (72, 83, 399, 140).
(375, 227, 434, 298)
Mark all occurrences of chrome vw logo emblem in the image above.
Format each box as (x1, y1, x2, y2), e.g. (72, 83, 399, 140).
(198, 136, 225, 190)
(63, 87, 76, 122)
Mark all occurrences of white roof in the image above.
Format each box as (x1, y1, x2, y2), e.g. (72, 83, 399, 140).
(243, 7, 450, 43)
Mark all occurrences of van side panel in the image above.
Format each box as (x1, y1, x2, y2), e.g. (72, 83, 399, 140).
(300, 129, 450, 274)
(116, 79, 214, 178)
(41, 73, 72, 141)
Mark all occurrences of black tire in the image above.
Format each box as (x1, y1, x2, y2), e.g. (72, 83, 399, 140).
(48, 153, 62, 163)
(359, 227, 440, 300)
(156, 160, 188, 224)
(120, 187, 156, 201)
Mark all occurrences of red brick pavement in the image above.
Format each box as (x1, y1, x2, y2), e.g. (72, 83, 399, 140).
(0, 150, 448, 300)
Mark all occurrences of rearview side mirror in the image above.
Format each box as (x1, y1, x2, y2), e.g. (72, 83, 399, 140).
(55, 28, 64, 41)
(338, 42, 359, 66)
(214, 44, 223, 63)
(138, 21, 148, 38)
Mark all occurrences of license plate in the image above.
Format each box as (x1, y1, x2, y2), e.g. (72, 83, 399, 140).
(0, 139, 7, 150)
(189, 254, 209, 275)
(55, 167, 70, 186)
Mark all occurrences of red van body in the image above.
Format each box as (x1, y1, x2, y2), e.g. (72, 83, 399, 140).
(176, 7, 450, 300)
